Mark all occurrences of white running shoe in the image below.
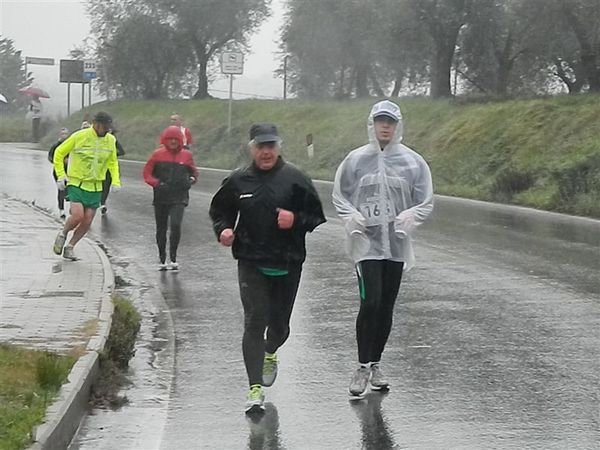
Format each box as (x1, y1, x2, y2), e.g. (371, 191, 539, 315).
(370, 365, 390, 391)
(245, 385, 265, 414)
(348, 367, 370, 400)
(262, 353, 278, 387)
(63, 245, 77, 261)
(53, 232, 66, 255)
(168, 261, 179, 271)
(158, 263, 168, 271)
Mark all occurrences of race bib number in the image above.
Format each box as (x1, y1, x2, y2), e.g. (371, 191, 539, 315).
(359, 197, 393, 225)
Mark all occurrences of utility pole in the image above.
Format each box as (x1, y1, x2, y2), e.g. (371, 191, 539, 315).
(283, 55, 289, 100)
(228, 74, 233, 136)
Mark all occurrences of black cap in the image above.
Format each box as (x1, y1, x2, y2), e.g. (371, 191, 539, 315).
(250, 123, 279, 144)
(93, 111, 113, 126)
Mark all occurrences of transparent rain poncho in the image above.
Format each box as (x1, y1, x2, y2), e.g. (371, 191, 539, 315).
(332, 101, 434, 271)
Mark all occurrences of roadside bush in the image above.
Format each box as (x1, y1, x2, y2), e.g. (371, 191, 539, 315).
(91, 295, 141, 409)
(491, 167, 535, 202)
(36, 353, 71, 393)
(553, 153, 600, 214)
(104, 296, 140, 370)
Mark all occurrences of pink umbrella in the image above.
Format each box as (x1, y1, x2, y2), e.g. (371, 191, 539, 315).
(18, 86, 50, 98)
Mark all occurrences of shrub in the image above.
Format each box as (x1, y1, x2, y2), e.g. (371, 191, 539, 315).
(104, 296, 141, 370)
(491, 167, 535, 202)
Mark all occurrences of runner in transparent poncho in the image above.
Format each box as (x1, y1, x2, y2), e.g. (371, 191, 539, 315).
(332, 99, 434, 399)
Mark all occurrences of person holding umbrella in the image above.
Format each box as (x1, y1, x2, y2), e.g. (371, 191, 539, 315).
(19, 87, 50, 142)
(29, 95, 43, 142)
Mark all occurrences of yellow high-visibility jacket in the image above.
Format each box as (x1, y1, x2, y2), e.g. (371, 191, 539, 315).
(53, 127, 121, 192)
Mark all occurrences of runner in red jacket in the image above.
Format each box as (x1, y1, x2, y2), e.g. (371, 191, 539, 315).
(143, 126, 199, 271)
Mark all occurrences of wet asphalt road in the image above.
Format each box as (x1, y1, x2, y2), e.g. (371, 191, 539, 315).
(1, 145, 599, 449)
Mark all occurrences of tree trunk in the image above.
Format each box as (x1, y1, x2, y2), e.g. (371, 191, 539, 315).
(368, 67, 385, 97)
(561, 2, 600, 92)
(493, 33, 515, 97)
(194, 54, 210, 99)
(355, 64, 369, 98)
(431, 44, 455, 98)
(391, 72, 402, 97)
(334, 66, 346, 98)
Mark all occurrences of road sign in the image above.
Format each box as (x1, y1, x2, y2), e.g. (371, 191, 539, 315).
(25, 57, 55, 66)
(221, 52, 244, 75)
(60, 59, 85, 83)
(83, 60, 97, 80)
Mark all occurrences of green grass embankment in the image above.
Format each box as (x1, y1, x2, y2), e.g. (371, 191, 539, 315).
(36, 95, 600, 217)
(0, 345, 75, 450)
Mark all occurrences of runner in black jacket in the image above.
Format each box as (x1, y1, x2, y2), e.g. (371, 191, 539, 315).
(48, 127, 70, 219)
(209, 123, 326, 414)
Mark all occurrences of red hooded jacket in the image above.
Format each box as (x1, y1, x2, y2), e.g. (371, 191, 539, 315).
(143, 126, 199, 205)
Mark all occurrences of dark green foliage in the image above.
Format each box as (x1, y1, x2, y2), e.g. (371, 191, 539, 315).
(104, 296, 140, 370)
(553, 153, 600, 215)
(0, 36, 30, 112)
(36, 353, 71, 394)
(492, 168, 536, 202)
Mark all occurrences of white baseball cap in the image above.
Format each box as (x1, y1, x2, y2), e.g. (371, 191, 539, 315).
(371, 100, 401, 122)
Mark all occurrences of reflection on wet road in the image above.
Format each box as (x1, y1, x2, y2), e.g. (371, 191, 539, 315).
(1, 146, 598, 449)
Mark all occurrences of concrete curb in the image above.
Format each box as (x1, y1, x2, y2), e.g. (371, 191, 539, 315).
(30, 237, 115, 450)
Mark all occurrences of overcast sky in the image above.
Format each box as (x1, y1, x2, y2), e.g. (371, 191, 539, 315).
(0, 0, 286, 116)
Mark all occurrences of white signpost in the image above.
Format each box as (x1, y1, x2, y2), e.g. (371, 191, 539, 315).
(83, 60, 97, 80)
(83, 60, 97, 107)
(220, 52, 244, 135)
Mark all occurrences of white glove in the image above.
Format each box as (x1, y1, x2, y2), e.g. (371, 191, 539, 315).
(110, 185, 121, 193)
(56, 176, 68, 191)
(344, 212, 367, 234)
(394, 210, 415, 238)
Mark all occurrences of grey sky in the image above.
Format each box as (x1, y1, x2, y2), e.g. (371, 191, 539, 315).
(0, 0, 285, 116)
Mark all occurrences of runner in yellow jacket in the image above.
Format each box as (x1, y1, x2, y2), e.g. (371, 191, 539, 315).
(52, 111, 121, 260)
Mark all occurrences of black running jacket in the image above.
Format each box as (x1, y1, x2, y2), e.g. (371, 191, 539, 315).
(209, 157, 326, 268)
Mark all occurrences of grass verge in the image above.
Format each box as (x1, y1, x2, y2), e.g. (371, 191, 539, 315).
(0, 345, 75, 450)
(90, 295, 141, 409)
(8, 94, 599, 217)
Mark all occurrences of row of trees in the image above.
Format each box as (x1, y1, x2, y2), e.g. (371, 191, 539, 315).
(81, 0, 270, 99)
(281, 0, 600, 98)
(77, 0, 599, 99)
(0, 36, 30, 112)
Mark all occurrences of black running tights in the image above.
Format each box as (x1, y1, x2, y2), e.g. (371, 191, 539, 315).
(238, 261, 302, 386)
(52, 170, 66, 210)
(154, 203, 185, 263)
(355, 260, 404, 364)
(101, 171, 111, 205)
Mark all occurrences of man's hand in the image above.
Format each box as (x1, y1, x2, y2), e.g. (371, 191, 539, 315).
(56, 176, 68, 191)
(189, 176, 196, 184)
(219, 228, 235, 247)
(394, 209, 415, 237)
(276, 208, 295, 230)
(110, 185, 121, 193)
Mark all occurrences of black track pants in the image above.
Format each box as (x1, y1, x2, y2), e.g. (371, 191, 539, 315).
(238, 260, 302, 386)
(355, 260, 404, 364)
(154, 203, 185, 263)
(101, 171, 111, 205)
(52, 170, 66, 210)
